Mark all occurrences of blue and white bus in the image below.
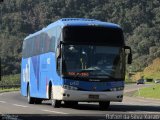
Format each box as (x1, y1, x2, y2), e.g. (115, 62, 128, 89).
(21, 18, 132, 109)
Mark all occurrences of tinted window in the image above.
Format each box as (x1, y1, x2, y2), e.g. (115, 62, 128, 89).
(22, 32, 56, 58)
(50, 36, 56, 52)
(22, 40, 27, 57)
(63, 26, 124, 46)
(45, 34, 50, 52)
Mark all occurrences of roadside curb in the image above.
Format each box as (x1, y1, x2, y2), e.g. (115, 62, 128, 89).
(0, 90, 20, 94)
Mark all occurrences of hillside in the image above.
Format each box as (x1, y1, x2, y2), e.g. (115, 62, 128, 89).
(132, 58, 160, 80)
(143, 58, 160, 79)
(0, 0, 160, 75)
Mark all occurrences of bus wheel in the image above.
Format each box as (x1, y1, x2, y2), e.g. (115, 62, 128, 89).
(64, 101, 78, 107)
(27, 87, 34, 104)
(51, 88, 61, 108)
(34, 99, 42, 104)
(99, 101, 110, 110)
(52, 99, 61, 108)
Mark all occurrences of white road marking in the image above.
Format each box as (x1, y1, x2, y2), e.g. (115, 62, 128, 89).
(12, 103, 68, 114)
(13, 104, 28, 108)
(0, 101, 6, 103)
(127, 111, 160, 114)
(41, 109, 68, 114)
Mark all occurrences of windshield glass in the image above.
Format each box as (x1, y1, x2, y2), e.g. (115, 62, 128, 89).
(62, 44, 125, 79)
(63, 26, 124, 46)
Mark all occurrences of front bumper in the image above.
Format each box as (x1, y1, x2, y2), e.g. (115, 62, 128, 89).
(52, 86, 123, 102)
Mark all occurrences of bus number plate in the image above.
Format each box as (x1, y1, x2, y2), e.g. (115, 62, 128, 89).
(89, 95, 99, 99)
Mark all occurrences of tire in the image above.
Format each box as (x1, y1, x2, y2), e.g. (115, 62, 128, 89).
(34, 99, 42, 104)
(27, 86, 34, 104)
(52, 99, 61, 108)
(64, 101, 78, 107)
(51, 87, 61, 108)
(99, 101, 110, 110)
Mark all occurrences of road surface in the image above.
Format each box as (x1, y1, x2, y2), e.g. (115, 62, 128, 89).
(0, 84, 160, 119)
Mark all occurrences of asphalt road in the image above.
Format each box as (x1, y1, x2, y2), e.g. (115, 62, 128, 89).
(0, 84, 160, 120)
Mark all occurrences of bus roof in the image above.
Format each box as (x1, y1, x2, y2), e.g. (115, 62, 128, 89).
(25, 18, 121, 40)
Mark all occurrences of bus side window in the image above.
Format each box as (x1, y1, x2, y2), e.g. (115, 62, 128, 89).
(33, 37, 36, 55)
(39, 34, 43, 54)
(50, 36, 55, 52)
(22, 40, 26, 58)
(41, 33, 45, 54)
(30, 38, 34, 57)
(37, 36, 40, 55)
(34, 36, 40, 55)
(45, 34, 50, 52)
(26, 39, 30, 57)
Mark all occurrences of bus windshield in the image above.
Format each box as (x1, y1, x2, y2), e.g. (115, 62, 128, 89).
(62, 44, 124, 79)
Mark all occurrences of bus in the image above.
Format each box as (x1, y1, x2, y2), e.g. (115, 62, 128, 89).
(21, 18, 132, 109)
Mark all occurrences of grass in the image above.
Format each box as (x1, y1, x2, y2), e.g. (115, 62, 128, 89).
(133, 84, 160, 99)
(0, 74, 20, 93)
(0, 74, 20, 85)
(0, 88, 20, 93)
(145, 82, 155, 84)
(131, 58, 160, 81)
(125, 78, 136, 84)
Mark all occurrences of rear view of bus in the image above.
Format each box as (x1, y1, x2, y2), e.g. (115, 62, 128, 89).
(21, 18, 132, 110)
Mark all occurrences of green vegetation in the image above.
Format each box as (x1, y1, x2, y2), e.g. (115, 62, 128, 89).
(143, 58, 160, 79)
(133, 84, 160, 99)
(0, 0, 160, 77)
(132, 58, 160, 81)
(0, 74, 20, 92)
(125, 78, 136, 84)
(0, 74, 20, 85)
(0, 88, 20, 93)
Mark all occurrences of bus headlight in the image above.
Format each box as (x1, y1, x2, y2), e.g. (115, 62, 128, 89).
(63, 85, 78, 90)
(110, 88, 117, 91)
(110, 87, 124, 91)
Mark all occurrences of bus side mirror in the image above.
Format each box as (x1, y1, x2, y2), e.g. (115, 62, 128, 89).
(56, 45, 61, 58)
(56, 44, 62, 75)
(124, 46, 132, 64)
(56, 41, 64, 58)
